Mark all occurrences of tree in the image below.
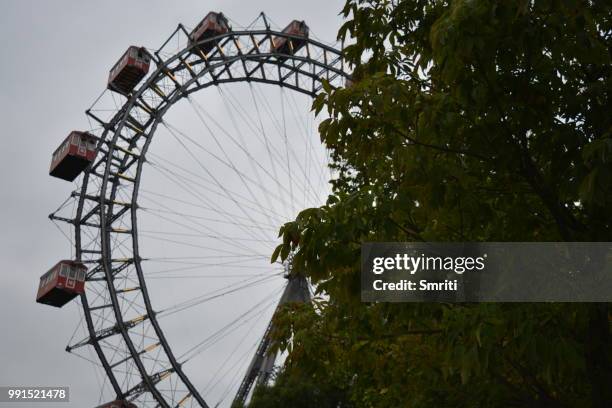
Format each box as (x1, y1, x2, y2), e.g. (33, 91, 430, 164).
(247, 356, 352, 408)
(269, 1, 611, 407)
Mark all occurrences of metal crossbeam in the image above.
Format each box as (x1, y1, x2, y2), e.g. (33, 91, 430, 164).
(232, 271, 311, 406)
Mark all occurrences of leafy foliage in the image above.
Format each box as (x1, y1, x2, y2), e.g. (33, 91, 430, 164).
(248, 346, 352, 408)
(268, 1, 611, 407)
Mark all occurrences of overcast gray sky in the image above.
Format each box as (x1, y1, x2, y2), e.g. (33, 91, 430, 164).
(0, 1, 345, 407)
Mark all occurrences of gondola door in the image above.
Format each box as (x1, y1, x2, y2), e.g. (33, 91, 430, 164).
(66, 265, 76, 289)
(77, 134, 87, 157)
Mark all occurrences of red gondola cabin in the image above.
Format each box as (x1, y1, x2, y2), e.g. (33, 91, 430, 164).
(272, 20, 309, 61)
(49, 131, 97, 181)
(95, 400, 138, 408)
(36, 260, 86, 308)
(189, 11, 230, 54)
(108, 46, 151, 95)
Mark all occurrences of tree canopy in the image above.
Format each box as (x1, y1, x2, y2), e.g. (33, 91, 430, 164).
(264, 1, 611, 407)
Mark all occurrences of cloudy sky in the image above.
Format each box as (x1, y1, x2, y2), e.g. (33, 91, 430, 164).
(0, 1, 345, 406)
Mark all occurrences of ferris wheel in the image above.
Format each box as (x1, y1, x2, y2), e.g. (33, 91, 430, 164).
(40, 10, 349, 408)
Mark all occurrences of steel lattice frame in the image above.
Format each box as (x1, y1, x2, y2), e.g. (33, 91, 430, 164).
(52, 15, 349, 408)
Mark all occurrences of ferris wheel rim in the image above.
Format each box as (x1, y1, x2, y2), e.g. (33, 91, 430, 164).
(67, 19, 349, 407)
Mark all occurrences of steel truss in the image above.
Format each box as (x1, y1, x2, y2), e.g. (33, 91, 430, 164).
(51, 13, 349, 407)
(232, 272, 311, 407)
